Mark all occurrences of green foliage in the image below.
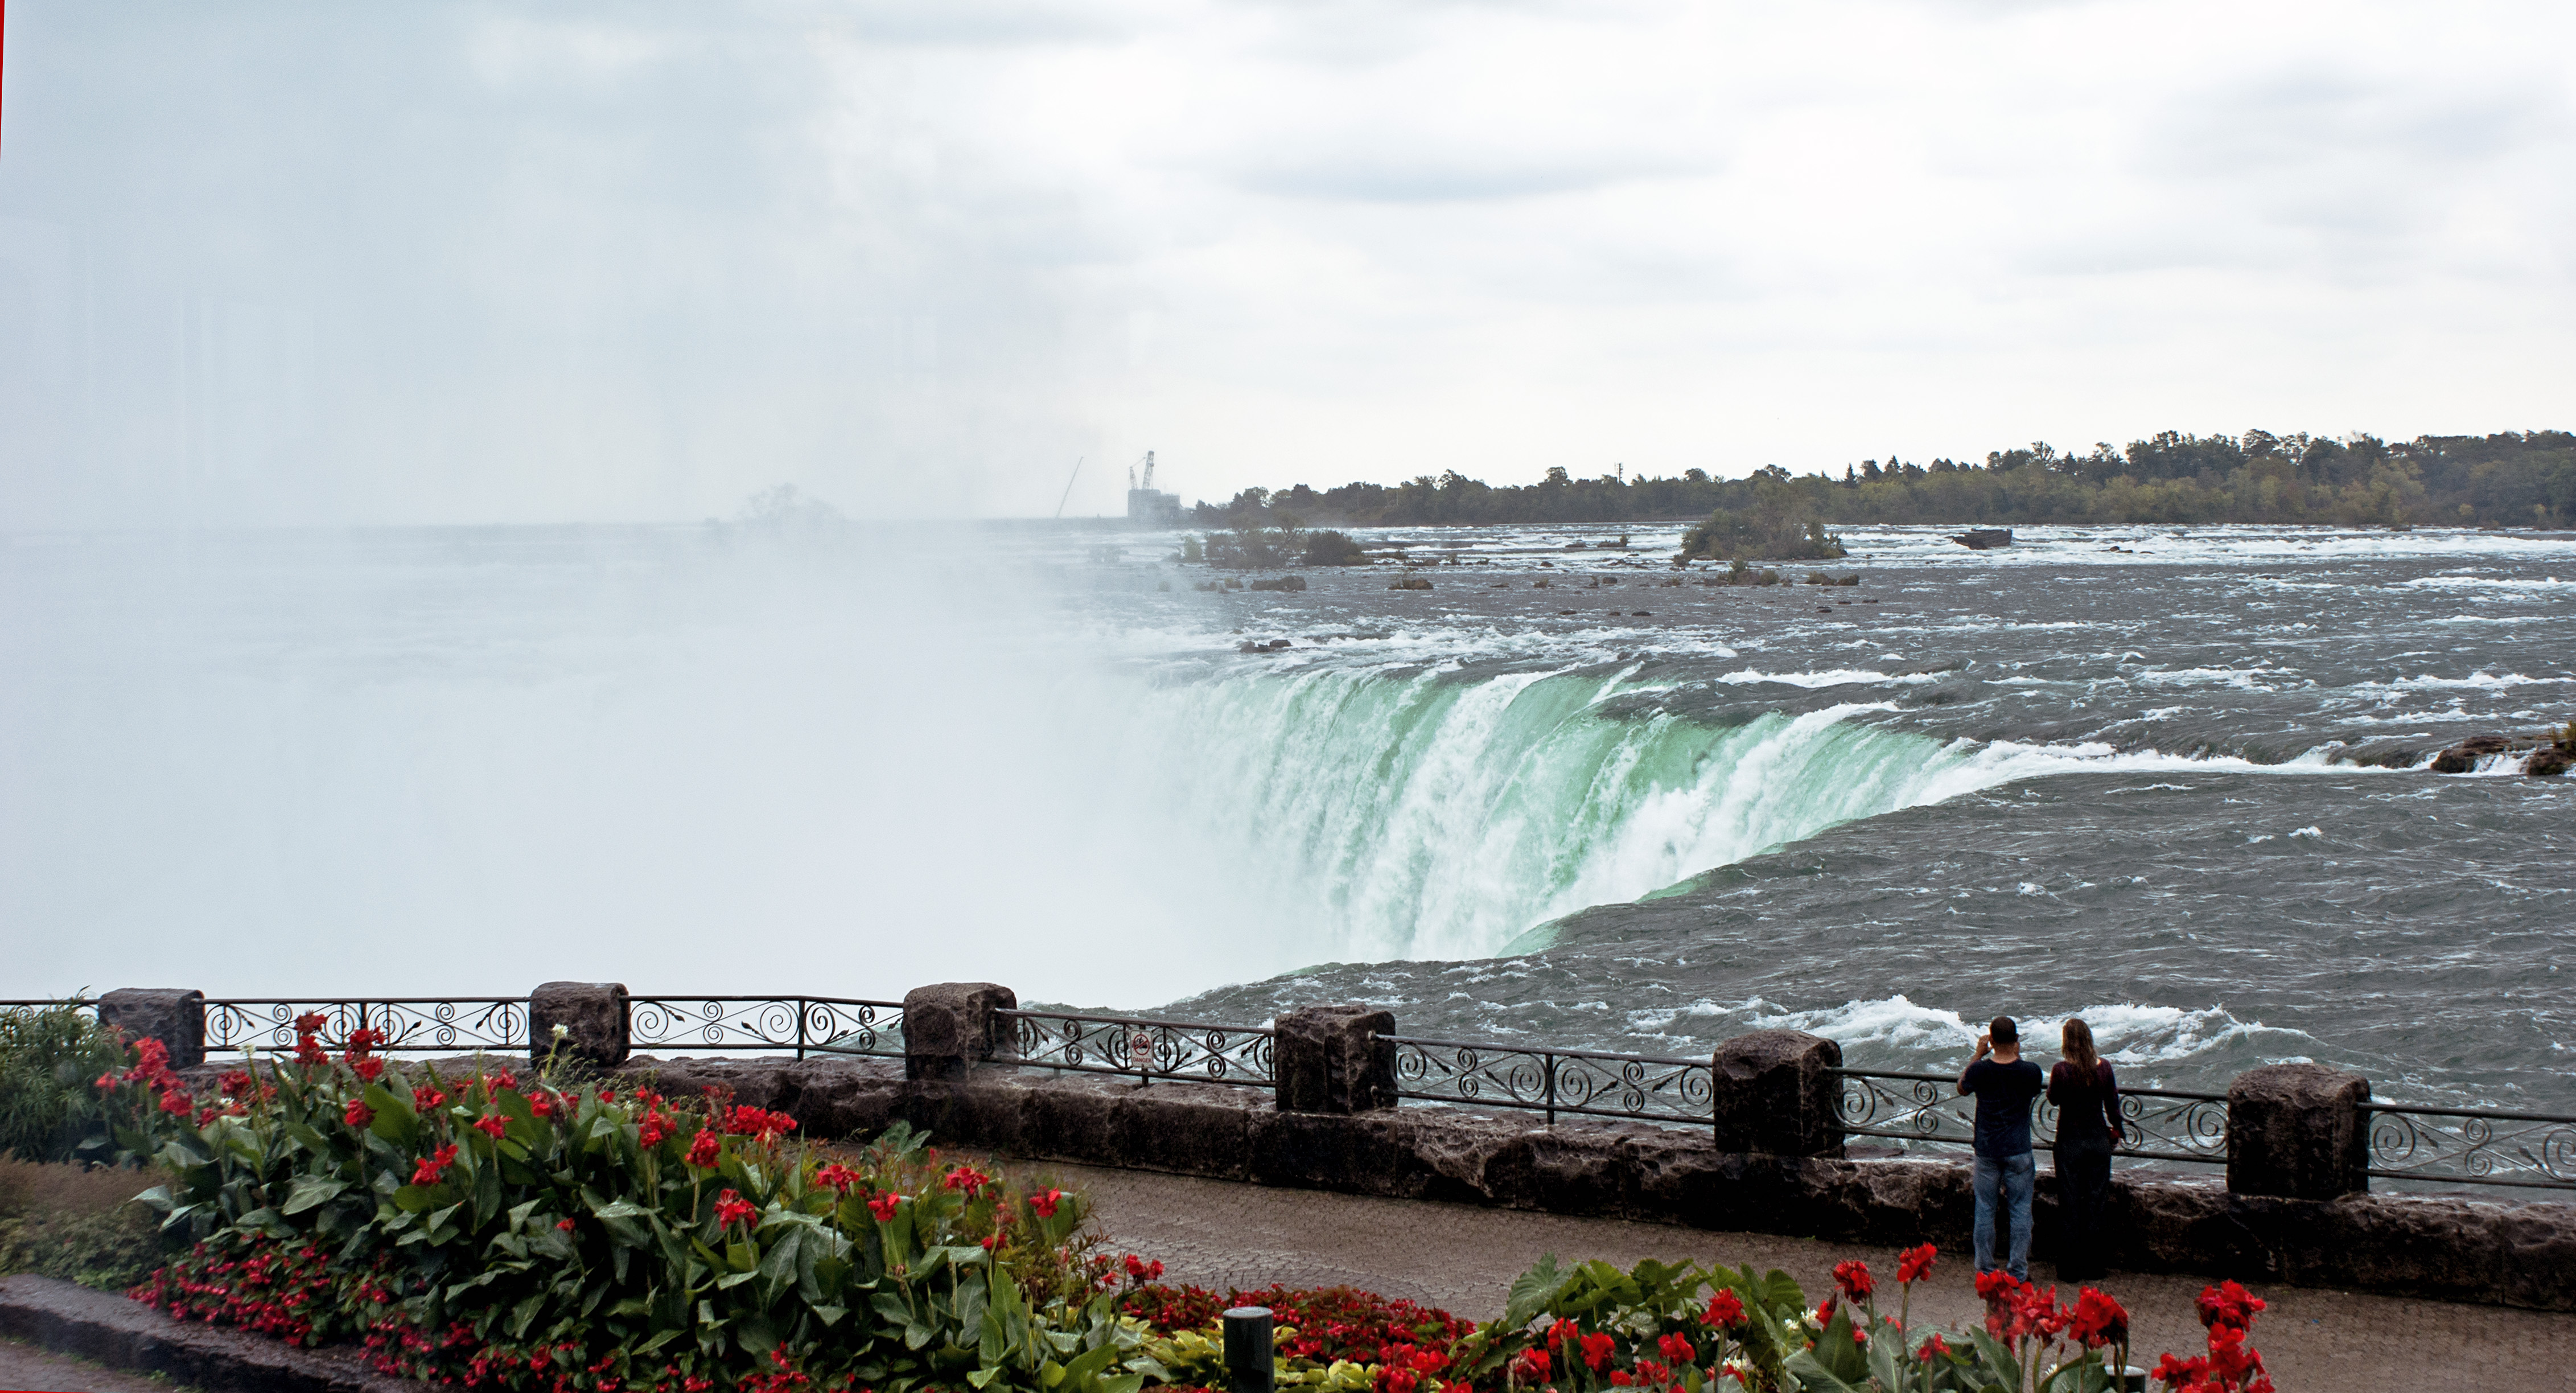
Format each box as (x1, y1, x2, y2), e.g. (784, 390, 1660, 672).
(1302, 530, 1368, 566)
(0, 1154, 170, 1291)
(0, 1001, 147, 1164)
(1205, 524, 1306, 569)
(1183, 429, 2575, 529)
(122, 1039, 1143, 1392)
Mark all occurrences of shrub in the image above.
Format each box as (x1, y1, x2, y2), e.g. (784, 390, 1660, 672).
(1679, 511, 1845, 563)
(0, 1001, 147, 1164)
(1302, 531, 1368, 566)
(111, 1014, 1157, 1393)
(0, 1154, 170, 1291)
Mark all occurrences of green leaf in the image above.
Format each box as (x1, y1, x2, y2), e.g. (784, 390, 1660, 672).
(282, 1175, 349, 1216)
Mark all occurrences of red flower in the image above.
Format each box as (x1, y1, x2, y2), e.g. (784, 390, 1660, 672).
(685, 1129, 722, 1169)
(160, 1088, 195, 1117)
(485, 1068, 518, 1091)
(1122, 1254, 1163, 1281)
(638, 1111, 675, 1148)
(472, 1113, 507, 1140)
(1896, 1243, 1937, 1284)
(867, 1191, 902, 1222)
(1832, 1260, 1875, 1303)
(944, 1163, 993, 1197)
(293, 1012, 329, 1034)
(529, 1091, 557, 1118)
(350, 1056, 385, 1083)
(1509, 1348, 1551, 1384)
(219, 1069, 254, 1097)
(1028, 1187, 1064, 1218)
(344, 1099, 376, 1128)
(555, 1218, 575, 1232)
(2069, 1288, 2129, 1349)
(412, 1144, 459, 1185)
(814, 1162, 860, 1193)
(1608, 1371, 1633, 1386)
(413, 1087, 447, 1110)
(1919, 1333, 1951, 1361)
(714, 1189, 756, 1229)
(721, 1105, 799, 1143)
(1702, 1290, 1745, 1328)
(2196, 1280, 2265, 1332)
(1579, 1332, 1615, 1371)
(1656, 1333, 1694, 1364)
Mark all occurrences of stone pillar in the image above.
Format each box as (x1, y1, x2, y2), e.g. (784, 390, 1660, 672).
(1711, 1029, 1844, 1158)
(97, 989, 206, 1069)
(903, 982, 1018, 1082)
(529, 981, 630, 1068)
(1273, 1005, 1397, 1114)
(2228, 1062, 2369, 1199)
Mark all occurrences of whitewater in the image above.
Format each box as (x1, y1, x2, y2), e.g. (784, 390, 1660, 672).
(2, 520, 2570, 1116)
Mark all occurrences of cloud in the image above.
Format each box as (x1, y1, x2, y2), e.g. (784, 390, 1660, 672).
(0, 0, 2569, 525)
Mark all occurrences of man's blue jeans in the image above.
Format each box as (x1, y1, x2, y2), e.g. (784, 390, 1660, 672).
(1973, 1151, 2035, 1281)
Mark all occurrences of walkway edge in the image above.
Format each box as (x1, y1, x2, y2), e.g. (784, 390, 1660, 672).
(0, 1275, 430, 1393)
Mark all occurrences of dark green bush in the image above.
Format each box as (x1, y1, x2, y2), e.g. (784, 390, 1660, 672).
(0, 1153, 170, 1291)
(1302, 531, 1368, 566)
(0, 1001, 142, 1164)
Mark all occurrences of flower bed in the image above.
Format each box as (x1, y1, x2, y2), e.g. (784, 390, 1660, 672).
(89, 1020, 2272, 1393)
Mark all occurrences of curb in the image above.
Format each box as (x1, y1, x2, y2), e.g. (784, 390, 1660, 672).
(0, 1275, 429, 1393)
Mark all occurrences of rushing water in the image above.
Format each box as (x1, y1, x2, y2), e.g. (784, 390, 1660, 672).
(3, 521, 2571, 1114)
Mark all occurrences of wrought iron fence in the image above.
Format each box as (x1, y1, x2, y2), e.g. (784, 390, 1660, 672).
(626, 997, 903, 1060)
(1387, 1035, 1713, 1127)
(1832, 1069, 2229, 1167)
(998, 1009, 1273, 1087)
(2362, 1103, 2576, 1192)
(200, 998, 530, 1054)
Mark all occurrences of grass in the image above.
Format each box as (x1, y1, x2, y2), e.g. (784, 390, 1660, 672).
(0, 1153, 170, 1292)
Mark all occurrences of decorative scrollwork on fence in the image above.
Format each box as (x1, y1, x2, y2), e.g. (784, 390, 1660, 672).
(1388, 1037, 1713, 1126)
(2364, 1106, 2576, 1191)
(1000, 1011, 1273, 1087)
(1834, 1070, 2227, 1166)
(626, 997, 902, 1059)
(201, 999, 528, 1054)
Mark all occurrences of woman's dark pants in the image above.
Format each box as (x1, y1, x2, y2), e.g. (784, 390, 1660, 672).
(2053, 1137, 2115, 1280)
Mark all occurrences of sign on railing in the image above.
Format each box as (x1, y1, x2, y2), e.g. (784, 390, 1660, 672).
(204, 999, 529, 1055)
(999, 1009, 1273, 1086)
(1832, 1069, 2229, 1166)
(1388, 1035, 1713, 1127)
(2364, 1103, 2576, 1192)
(626, 997, 903, 1060)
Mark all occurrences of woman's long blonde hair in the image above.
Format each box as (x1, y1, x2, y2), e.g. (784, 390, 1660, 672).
(2061, 1017, 2100, 1073)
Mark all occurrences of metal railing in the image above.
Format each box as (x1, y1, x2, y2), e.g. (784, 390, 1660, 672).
(1832, 1069, 2231, 1166)
(2363, 1102, 2576, 1192)
(204, 998, 529, 1055)
(1388, 1035, 1713, 1127)
(627, 997, 904, 1061)
(998, 1009, 1274, 1087)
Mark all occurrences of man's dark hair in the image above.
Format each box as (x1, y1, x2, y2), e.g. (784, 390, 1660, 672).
(1990, 1016, 2018, 1044)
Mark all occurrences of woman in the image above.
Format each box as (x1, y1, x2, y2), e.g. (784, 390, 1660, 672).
(2048, 1017, 2125, 1280)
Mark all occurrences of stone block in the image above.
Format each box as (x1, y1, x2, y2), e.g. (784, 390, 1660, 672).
(2227, 1063, 2367, 1199)
(529, 981, 629, 1067)
(902, 983, 1018, 1082)
(1272, 1005, 1396, 1114)
(1710, 1029, 1844, 1157)
(96, 989, 206, 1070)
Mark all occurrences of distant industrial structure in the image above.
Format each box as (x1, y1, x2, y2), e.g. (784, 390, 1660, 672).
(1125, 451, 1186, 527)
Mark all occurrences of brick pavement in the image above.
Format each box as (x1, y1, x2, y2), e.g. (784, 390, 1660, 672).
(1023, 1160, 2576, 1393)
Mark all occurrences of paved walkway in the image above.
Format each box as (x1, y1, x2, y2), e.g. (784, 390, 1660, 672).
(0, 1337, 191, 1393)
(1026, 1161, 2575, 1393)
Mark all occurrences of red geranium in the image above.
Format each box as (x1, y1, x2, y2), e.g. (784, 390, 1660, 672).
(1656, 1332, 1694, 1363)
(1702, 1289, 1745, 1328)
(713, 1189, 756, 1229)
(1579, 1332, 1614, 1371)
(685, 1129, 722, 1169)
(1832, 1260, 1875, 1303)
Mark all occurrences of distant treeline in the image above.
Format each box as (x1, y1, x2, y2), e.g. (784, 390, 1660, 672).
(1188, 430, 2576, 531)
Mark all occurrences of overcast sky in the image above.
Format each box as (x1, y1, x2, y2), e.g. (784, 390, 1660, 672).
(1, 0, 2570, 525)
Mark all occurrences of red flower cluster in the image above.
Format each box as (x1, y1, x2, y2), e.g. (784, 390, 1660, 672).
(343, 1026, 388, 1083)
(638, 1108, 676, 1148)
(814, 1162, 861, 1193)
(293, 1013, 331, 1069)
(721, 1104, 799, 1144)
(1701, 1289, 1745, 1329)
(105, 1036, 192, 1119)
(944, 1162, 995, 1197)
(472, 1113, 508, 1140)
(344, 1099, 376, 1128)
(1977, 1272, 2069, 1344)
(866, 1191, 902, 1222)
(413, 1086, 447, 1110)
(412, 1143, 459, 1186)
(2153, 1282, 2273, 1393)
(1027, 1187, 1064, 1218)
(1508, 1347, 1552, 1384)
(133, 1235, 366, 1348)
(1655, 1332, 1694, 1364)
(714, 1189, 758, 1229)
(1831, 1259, 1875, 1303)
(1123, 1254, 1166, 1282)
(685, 1129, 722, 1169)
(2068, 1287, 2130, 1350)
(1895, 1243, 1937, 1285)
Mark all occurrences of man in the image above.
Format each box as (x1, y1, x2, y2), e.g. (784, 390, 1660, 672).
(1957, 1014, 2044, 1282)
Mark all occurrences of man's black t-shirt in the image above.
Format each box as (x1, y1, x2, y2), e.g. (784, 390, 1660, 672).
(1960, 1057, 2046, 1157)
